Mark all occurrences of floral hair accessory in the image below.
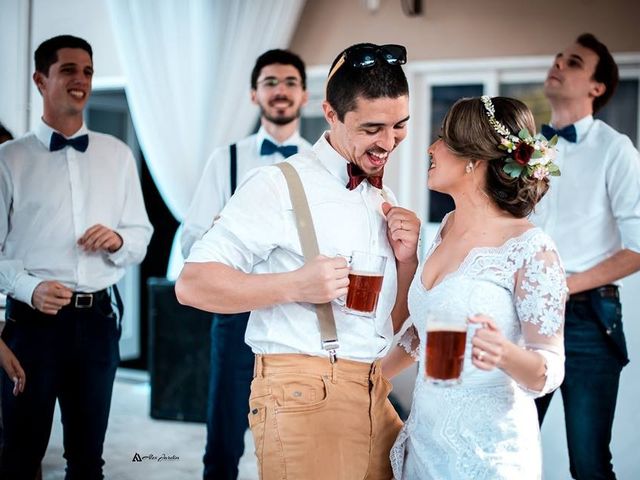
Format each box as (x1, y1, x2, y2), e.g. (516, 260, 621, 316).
(480, 95, 560, 180)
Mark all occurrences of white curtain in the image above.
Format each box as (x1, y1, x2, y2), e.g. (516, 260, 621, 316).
(107, 0, 306, 275)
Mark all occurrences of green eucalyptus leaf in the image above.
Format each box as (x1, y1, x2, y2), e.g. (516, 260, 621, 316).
(549, 135, 559, 146)
(531, 150, 542, 159)
(518, 128, 531, 140)
(503, 163, 523, 178)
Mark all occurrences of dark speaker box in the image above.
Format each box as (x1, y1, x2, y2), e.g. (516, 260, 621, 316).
(147, 277, 212, 422)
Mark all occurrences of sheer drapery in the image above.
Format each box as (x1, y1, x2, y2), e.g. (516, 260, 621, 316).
(107, 0, 306, 274)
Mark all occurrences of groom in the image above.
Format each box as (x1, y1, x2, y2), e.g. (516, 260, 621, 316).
(176, 43, 420, 479)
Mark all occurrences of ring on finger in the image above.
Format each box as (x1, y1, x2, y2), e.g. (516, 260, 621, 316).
(477, 349, 486, 361)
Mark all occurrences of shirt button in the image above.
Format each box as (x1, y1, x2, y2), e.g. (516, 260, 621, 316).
(606, 329, 612, 335)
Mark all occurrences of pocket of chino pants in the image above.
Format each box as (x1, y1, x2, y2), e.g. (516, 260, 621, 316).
(270, 373, 330, 413)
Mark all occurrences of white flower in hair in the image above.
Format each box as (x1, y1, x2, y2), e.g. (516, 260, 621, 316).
(480, 95, 560, 180)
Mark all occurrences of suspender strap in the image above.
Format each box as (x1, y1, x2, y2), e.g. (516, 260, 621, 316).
(275, 162, 339, 361)
(229, 143, 238, 195)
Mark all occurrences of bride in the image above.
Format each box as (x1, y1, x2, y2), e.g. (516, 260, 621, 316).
(384, 96, 567, 479)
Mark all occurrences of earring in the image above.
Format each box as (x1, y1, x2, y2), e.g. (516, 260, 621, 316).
(465, 162, 473, 173)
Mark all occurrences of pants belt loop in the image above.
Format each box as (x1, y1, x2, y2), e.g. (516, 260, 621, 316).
(331, 361, 338, 384)
(253, 354, 263, 378)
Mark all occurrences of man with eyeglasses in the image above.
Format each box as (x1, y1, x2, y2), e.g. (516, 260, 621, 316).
(181, 49, 311, 480)
(176, 43, 419, 479)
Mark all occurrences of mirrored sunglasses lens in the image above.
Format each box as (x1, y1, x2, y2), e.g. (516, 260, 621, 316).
(351, 51, 376, 68)
(381, 45, 407, 64)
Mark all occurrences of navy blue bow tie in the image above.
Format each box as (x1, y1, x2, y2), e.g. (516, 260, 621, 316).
(260, 138, 298, 158)
(541, 123, 577, 143)
(49, 132, 89, 152)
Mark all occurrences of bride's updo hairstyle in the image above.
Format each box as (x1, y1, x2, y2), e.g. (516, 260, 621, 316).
(441, 96, 550, 218)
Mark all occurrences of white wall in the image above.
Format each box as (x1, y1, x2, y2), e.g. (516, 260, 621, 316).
(0, 0, 31, 136)
(0, 0, 125, 135)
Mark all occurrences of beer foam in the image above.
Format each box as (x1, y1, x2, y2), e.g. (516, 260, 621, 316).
(349, 270, 383, 277)
(426, 322, 467, 332)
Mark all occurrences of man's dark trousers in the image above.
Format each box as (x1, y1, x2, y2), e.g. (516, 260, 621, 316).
(0, 293, 120, 480)
(536, 288, 627, 480)
(203, 311, 254, 480)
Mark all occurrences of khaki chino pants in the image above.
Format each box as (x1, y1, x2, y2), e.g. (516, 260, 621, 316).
(248, 354, 402, 480)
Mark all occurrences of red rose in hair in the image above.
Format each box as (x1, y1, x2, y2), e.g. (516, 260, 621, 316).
(513, 142, 534, 166)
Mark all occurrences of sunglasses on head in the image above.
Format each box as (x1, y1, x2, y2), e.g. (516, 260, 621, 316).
(327, 44, 407, 81)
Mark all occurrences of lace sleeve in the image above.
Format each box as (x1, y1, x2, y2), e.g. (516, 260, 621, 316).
(514, 242, 567, 397)
(398, 324, 420, 362)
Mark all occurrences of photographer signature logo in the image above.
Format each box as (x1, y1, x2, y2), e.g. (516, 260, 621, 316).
(132, 452, 180, 462)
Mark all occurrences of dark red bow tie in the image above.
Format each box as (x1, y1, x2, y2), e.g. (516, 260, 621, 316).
(346, 162, 383, 190)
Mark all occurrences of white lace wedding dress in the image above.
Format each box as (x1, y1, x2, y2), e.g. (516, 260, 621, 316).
(390, 214, 567, 480)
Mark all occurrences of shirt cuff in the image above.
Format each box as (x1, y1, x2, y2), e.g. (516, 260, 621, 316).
(107, 230, 129, 265)
(13, 272, 43, 307)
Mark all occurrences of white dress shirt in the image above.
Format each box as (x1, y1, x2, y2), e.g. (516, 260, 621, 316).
(530, 115, 640, 275)
(187, 133, 399, 362)
(180, 126, 312, 257)
(0, 119, 153, 306)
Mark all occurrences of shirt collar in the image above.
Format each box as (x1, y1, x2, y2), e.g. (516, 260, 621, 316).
(572, 115, 594, 143)
(312, 131, 350, 186)
(35, 118, 89, 150)
(254, 125, 305, 152)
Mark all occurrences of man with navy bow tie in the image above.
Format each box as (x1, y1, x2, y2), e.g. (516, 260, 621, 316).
(0, 35, 152, 479)
(180, 49, 312, 480)
(531, 33, 640, 480)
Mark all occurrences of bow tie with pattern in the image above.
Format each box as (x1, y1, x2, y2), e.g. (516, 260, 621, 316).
(260, 138, 298, 158)
(541, 123, 577, 143)
(346, 162, 383, 190)
(49, 132, 89, 152)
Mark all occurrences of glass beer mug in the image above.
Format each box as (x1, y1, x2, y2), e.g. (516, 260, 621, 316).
(339, 251, 386, 318)
(425, 311, 468, 386)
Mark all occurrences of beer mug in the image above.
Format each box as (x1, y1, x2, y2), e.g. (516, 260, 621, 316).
(339, 251, 386, 318)
(425, 311, 468, 386)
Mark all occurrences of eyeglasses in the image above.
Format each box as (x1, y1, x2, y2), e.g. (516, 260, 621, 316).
(256, 77, 302, 89)
(327, 44, 407, 81)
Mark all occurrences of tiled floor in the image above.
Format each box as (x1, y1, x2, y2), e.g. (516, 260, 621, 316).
(41, 372, 258, 480)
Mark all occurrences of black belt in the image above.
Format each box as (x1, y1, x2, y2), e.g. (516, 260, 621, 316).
(569, 285, 619, 303)
(69, 289, 110, 309)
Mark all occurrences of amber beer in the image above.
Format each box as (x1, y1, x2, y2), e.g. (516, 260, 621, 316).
(340, 251, 387, 318)
(346, 271, 384, 314)
(426, 325, 467, 385)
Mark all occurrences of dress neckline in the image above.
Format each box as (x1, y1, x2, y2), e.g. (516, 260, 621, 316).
(419, 212, 540, 293)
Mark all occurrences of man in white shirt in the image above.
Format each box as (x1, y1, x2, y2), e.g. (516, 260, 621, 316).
(176, 43, 419, 479)
(0, 35, 153, 479)
(531, 33, 640, 480)
(181, 49, 311, 480)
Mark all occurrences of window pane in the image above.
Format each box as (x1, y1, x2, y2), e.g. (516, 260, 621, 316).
(300, 116, 328, 144)
(428, 84, 483, 222)
(597, 79, 638, 146)
(499, 82, 550, 132)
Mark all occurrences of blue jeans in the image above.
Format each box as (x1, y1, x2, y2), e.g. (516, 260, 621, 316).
(0, 294, 121, 480)
(536, 291, 626, 480)
(202, 312, 254, 480)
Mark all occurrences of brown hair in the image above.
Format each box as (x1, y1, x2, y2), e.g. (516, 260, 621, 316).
(576, 33, 618, 113)
(441, 96, 549, 218)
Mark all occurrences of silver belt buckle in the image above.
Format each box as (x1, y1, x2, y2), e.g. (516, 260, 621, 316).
(74, 293, 93, 308)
